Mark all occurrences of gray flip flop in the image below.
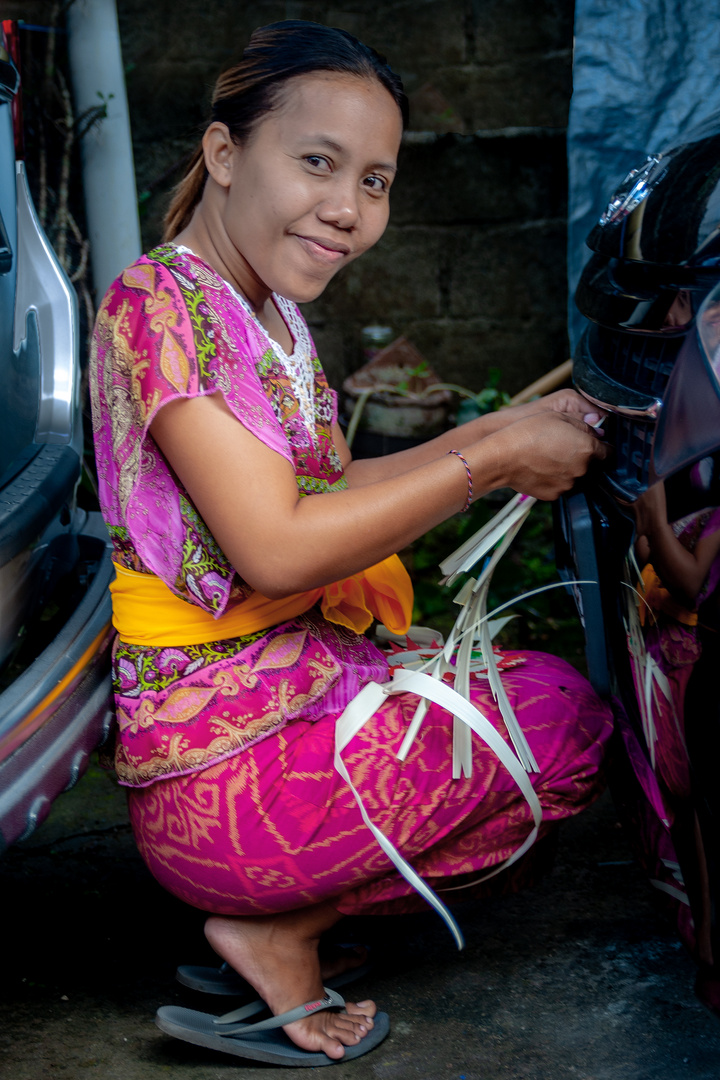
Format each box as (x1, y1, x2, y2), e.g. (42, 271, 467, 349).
(176, 944, 371, 997)
(156, 986, 390, 1067)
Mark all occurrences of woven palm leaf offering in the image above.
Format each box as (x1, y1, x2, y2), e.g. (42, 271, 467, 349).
(335, 491, 593, 948)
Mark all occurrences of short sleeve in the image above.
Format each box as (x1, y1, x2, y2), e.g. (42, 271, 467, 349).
(90, 252, 292, 615)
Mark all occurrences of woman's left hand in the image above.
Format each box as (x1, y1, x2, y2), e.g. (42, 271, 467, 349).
(512, 388, 605, 428)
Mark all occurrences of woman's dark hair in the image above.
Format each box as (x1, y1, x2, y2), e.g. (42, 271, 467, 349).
(163, 20, 408, 240)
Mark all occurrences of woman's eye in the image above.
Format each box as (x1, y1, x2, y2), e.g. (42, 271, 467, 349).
(363, 174, 387, 193)
(305, 155, 330, 170)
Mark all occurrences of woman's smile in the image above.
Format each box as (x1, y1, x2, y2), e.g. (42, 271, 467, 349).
(292, 233, 352, 265)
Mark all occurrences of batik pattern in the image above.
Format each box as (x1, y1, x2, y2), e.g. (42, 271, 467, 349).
(90, 246, 358, 783)
(632, 505, 720, 802)
(90, 245, 613, 917)
(128, 652, 613, 916)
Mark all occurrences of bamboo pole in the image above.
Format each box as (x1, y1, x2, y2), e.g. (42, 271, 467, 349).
(509, 359, 573, 406)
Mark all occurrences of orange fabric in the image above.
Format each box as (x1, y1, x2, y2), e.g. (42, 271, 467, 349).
(319, 557, 413, 636)
(639, 563, 698, 627)
(110, 556, 413, 646)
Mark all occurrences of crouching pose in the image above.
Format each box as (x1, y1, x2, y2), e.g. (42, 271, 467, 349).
(90, 19, 613, 1067)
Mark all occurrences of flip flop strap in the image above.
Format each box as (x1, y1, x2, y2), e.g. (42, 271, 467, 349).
(213, 987, 345, 1035)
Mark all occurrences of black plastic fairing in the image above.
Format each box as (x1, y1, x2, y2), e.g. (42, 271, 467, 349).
(587, 123, 720, 266)
(652, 329, 720, 482)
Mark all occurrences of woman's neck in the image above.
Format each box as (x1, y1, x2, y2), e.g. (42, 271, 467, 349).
(173, 207, 270, 315)
(172, 213, 294, 355)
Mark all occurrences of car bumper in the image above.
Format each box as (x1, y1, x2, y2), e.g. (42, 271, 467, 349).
(0, 513, 115, 851)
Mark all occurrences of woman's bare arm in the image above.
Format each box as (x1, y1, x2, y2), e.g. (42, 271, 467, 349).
(337, 389, 603, 486)
(149, 392, 607, 598)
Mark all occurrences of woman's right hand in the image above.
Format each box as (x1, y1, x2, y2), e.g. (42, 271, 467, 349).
(479, 411, 610, 501)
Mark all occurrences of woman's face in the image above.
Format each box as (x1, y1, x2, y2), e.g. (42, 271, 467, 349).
(212, 72, 403, 304)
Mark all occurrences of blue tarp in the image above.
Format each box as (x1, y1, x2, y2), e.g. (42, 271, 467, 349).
(568, 0, 720, 348)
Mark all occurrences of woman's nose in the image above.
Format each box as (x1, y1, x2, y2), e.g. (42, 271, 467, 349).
(316, 180, 359, 230)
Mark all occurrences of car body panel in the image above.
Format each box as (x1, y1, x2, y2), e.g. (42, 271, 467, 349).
(0, 24, 116, 852)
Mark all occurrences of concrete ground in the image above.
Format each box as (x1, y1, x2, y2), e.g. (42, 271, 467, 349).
(1, 759, 719, 1080)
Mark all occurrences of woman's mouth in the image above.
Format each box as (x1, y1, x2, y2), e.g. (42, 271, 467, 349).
(294, 235, 350, 266)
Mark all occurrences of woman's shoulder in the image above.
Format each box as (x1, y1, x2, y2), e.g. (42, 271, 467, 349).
(94, 245, 263, 391)
(93, 246, 200, 389)
(98, 243, 238, 314)
(97, 245, 210, 316)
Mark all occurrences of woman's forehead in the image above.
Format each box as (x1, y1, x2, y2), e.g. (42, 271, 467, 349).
(267, 72, 403, 154)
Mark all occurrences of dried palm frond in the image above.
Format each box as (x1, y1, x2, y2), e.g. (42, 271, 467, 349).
(335, 491, 597, 947)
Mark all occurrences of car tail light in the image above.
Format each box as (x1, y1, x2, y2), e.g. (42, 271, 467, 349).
(1, 20, 23, 160)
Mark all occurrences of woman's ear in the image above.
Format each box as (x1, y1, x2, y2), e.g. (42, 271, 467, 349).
(202, 122, 235, 188)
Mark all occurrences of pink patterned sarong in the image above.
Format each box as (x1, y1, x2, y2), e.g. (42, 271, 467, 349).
(128, 651, 611, 916)
(90, 245, 613, 921)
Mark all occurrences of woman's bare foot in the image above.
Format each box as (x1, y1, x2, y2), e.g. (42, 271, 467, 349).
(205, 905, 377, 1059)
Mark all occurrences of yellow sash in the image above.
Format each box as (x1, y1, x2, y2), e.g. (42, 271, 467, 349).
(639, 563, 698, 627)
(110, 555, 413, 646)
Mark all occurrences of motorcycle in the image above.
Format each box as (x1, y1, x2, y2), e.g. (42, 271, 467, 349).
(556, 108, 720, 1010)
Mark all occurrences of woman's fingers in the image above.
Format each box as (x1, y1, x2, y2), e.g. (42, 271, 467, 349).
(537, 388, 602, 417)
(489, 411, 609, 499)
(506, 390, 608, 433)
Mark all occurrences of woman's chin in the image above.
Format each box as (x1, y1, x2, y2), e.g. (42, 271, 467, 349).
(277, 279, 335, 304)
(268, 256, 352, 304)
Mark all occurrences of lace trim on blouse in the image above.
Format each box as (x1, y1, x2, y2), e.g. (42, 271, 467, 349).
(174, 245, 318, 443)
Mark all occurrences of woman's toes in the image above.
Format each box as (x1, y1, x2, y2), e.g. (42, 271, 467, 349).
(290, 1024, 346, 1058)
(323, 1035, 346, 1059)
(328, 1014, 369, 1046)
(346, 998, 377, 1021)
(283, 999, 378, 1057)
(316, 1038, 345, 1060)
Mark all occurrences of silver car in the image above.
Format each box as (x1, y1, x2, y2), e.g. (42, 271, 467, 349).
(0, 34, 115, 853)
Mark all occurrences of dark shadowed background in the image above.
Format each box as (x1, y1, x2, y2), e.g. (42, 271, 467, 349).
(6, 0, 576, 396)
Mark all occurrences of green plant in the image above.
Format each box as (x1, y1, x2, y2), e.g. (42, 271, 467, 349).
(407, 498, 588, 672)
(394, 360, 430, 392)
(455, 368, 512, 425)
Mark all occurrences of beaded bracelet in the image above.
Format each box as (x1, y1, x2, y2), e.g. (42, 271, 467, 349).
(447, 449, 473, 512)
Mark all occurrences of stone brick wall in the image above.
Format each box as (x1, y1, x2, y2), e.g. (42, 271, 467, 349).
(8, 0, 576, 396)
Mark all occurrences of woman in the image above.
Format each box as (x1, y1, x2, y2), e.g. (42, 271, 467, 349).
(90, 19, 613, 1066)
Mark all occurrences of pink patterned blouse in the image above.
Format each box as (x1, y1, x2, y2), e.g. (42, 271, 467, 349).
(90, 245, 389, 787)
